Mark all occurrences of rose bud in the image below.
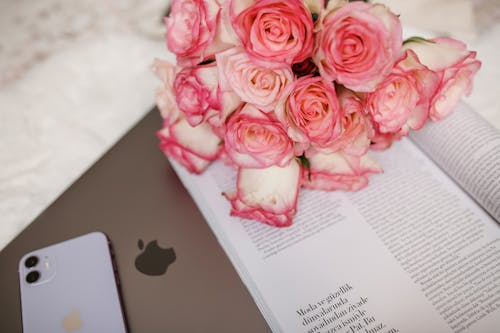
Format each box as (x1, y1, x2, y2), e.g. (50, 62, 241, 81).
(224, 103, 294, 168)
(174, 63, 241, 127)
(403, 37, 481, 121)
(275, 76, 343, 151)
(224, 159, 301, 227)
(157, 114, 222, 174)
(216, 47, 294, 112)
(366, 50, 440, 135)
(302, 150, 382, 192)
(314, 1, 402, 92)
(229, 0, 314, 68)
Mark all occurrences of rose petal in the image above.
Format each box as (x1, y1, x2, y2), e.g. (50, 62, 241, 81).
(152, 58, 181, 123)
(303, 151, 382, 191)
(157, 116, 222, 174)
(224, 159, 300, 227)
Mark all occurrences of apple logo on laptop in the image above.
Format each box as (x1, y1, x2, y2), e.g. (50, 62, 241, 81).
(134, 239, 176, 276)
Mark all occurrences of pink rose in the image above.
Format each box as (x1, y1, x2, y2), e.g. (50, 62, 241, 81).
(216, 47, 294, 112)
(404, 37, 481, 121)
(276, 76, 343, 149)
(366, 50, 440, 135)
(224, 103, 293, 168)
(224, 159, 300, 227)
(174, 63, 241, 127)
(230, 0, 314, 68)
(152, 59, 181, 123)
(165, 0, 240, 66)
(324, 88, 371, 156)
(165, 0, 220, 65)
(302, 150, 382, 192)
(314, 2, 402, 92)
(157, 114, 222, 174)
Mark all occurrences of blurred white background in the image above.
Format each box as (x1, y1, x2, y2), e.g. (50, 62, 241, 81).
(1, 0, 499, 250)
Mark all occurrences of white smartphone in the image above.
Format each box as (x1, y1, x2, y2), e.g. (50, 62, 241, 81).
(18, 232, 128, 333)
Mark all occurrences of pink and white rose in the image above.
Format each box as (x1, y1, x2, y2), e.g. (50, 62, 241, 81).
(156, 0, 481, 227)
(157, 115, 222, 174)
(404, 37, 481, 120)
(174, 63, 241, 127)
(323, 88, 371, 156)
(366, 50, 440, 135)
(229, 0, 314, 68)
(302, 150, 382, 191)
(166, 0, 220, 65)
(276, 76, 343, 149)
(224, 103, 293, 168)
(152, 59, 181, 123)
(216, 47, 294, 112)
(314, 1, 402, 92)
(224, 159, 300, 227)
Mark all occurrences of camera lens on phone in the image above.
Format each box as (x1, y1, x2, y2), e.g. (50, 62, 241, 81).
(26, 271, 40, 284)
(24, 256, 39, 268)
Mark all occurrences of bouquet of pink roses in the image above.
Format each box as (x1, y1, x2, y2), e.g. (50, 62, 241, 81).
(153, 0, 480, 227)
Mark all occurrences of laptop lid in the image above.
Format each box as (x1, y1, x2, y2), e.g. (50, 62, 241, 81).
(0, 108, 270, 332)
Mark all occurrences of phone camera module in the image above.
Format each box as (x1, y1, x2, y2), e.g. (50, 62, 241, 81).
(25, 256, 39, 268)
(26, 271, 40, 284)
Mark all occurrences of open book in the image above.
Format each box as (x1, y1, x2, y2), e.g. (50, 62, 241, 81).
(170, 102, 500, 333)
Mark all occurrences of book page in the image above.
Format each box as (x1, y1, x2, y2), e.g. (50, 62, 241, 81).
(410, 102, 500, 222)
(170, 138, 500, 333)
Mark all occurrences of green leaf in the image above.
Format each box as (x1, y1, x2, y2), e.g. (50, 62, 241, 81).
(403, 36, 434, 46)
(297, 154, 312, 181)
